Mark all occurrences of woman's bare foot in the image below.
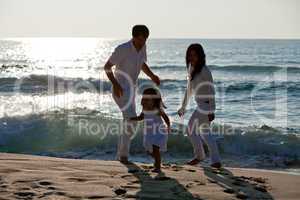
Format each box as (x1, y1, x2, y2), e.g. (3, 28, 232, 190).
(187, 158, 201, 165)
(210, 162, 222, 169)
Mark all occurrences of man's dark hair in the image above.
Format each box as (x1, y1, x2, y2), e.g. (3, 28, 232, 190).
(132, 25, 149, 38)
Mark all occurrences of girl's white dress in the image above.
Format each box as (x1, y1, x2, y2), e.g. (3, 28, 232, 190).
(143, 112, 168, 153)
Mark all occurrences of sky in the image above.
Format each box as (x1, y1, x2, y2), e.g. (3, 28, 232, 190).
(0, 0, 299, 39)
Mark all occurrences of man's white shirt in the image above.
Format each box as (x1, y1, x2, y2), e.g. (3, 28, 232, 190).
(109, 39, 147, 87)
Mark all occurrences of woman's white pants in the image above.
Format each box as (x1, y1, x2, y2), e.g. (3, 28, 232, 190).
(187, 107, 221, 164)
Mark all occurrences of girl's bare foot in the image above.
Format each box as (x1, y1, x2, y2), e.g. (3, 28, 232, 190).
(187, 158, 201, 165)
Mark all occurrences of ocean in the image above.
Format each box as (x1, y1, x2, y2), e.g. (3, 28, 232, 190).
(0, 38, 299, 172)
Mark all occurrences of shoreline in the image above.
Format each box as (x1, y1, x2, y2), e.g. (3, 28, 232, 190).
(0, 153, 299, 199)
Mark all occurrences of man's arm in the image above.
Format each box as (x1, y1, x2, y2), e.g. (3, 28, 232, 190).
(104, 61, 123, 97)
(142, 63, 160, 85)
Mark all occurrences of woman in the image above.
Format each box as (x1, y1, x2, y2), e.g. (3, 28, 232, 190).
(178, 43, 222, 168)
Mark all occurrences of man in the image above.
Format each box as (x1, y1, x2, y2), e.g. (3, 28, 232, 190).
(104, 25, 160, 163)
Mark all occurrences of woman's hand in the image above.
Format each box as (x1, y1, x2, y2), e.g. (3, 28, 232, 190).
(208, 113, 215, 122)
(113, 82, 123, 98)
(177, 107, 185, 117)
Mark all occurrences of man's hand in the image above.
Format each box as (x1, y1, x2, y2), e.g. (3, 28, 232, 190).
(142, 63, 160, 86)
(151, 74, 160, 86)
(208, 113, 215, 122)
(113, 82, 123, 98)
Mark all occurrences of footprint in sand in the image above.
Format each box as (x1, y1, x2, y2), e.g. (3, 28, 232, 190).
(185, 183, 194, 188)
(38, 181, 53, 186)
(47, 186, 57, 190)
(0, 184, 7, 189)
(14, 191, 36, 198)
(113, 187, 127, 195)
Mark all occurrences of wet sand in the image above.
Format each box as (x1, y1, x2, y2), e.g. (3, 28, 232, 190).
(0, 153, 299, 200)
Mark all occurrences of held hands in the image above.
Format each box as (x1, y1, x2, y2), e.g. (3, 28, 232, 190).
(208, 113, 215, 122)
(113, 82, 123, 98)
(177, 107, 185, 117)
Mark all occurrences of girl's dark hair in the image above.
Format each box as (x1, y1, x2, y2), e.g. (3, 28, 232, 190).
(132, 25, 149, 38)
(185, 43, 206, 80)
(142, 88, 166, 110)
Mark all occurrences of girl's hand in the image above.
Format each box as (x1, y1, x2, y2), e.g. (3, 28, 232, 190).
(177, 107, 185, 117)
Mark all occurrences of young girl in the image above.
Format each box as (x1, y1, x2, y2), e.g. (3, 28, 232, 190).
(131, 88, 170, 173)
(178, 43, 222, 169)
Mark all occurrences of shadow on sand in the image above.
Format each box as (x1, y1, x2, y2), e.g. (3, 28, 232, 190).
(120, 162, 200, 200)
(203, 167, 274, 200)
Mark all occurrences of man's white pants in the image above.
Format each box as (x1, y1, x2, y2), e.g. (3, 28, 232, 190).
(112, 87, 137, 159)
(187, 106, 221, 164)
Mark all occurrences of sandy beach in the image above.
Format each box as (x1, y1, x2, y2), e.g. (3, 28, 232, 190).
(0, 153, 299, 200)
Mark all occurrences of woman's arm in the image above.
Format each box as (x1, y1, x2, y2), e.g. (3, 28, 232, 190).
(130, 112, 144, 121)
(178, 74, 192, 116)
(206, 69, 216, 114)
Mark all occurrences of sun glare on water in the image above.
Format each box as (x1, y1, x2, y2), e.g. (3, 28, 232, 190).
(3, 38, 114, 78)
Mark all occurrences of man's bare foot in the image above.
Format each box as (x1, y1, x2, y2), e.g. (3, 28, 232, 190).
(119, 156, 129, 164)
(210, 162, 222, 169)
(187, 158, 201, 165)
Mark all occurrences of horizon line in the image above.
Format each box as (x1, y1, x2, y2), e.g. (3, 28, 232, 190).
(2, 37, 300, 41)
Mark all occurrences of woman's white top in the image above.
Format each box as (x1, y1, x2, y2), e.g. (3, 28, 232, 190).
(180, 65, 216, 113)
(143, 112, 168, 153)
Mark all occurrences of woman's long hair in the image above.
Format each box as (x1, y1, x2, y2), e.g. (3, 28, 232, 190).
(185, 43, 206, 80)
